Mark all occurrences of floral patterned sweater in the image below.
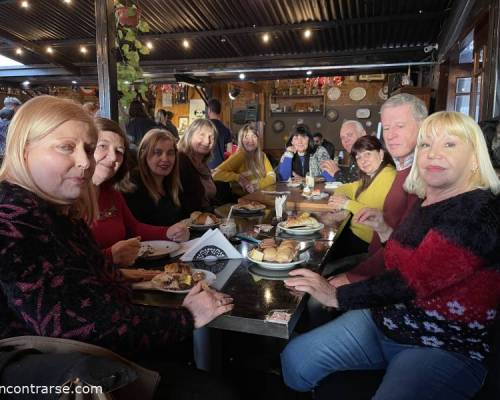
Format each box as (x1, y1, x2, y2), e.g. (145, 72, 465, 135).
(338, 189, 500, 362)
(0, 182, 194, 357)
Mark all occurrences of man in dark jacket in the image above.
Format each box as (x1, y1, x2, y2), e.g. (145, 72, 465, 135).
(313, 132, 335, 158)
(207, 99, 232, 169)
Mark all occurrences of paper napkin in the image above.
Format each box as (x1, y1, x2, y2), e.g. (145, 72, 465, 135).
(181, 229, 243, 261)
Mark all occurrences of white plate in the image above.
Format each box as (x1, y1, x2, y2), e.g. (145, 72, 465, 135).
(138, 240, 181, 259)
(278, 222, 324, 235)
(327, 87, 341, 101)
(247, 252, 310, 270)
(324, 182, 343, 190)
(286, 181, 302, 188)
(189, 223, 220, 231)
(302, 192, 329, 200)
(131, 269, 216, 294)
(349, 87, 367, 101)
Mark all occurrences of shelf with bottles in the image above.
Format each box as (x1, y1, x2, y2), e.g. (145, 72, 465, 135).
(269, 93, 324, 115)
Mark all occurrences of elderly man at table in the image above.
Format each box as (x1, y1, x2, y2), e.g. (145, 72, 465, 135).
(327, 93, 428, 285)
(320, 120, 366, 183)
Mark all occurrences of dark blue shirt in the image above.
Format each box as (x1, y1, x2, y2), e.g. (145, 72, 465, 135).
(208, 119, 232, 169)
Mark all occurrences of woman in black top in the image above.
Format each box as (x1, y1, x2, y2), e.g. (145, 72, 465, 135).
(124, 129, 186, 226)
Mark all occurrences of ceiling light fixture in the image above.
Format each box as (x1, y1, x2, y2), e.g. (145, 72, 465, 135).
(229, 87, 241, 100)
(80, 46, 87, 54)
(146, 41, 153, 49)
(182, 39, 190, 49)
(46, 46, 53, 54)
(15, 48, 23, 55)
(22, 80, 30, 86)
(63, 0, 72, 4)
(71, 80, 77, 84)
(20, 1, 29, 8)
(239, 73, 245, 80)
(306, 70, 312, 75)
(262, 33, 270, 43)
(304, 29, 312, 39)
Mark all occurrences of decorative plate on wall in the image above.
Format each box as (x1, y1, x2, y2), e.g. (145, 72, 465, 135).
(355, 108, 371, 119)
(378, 85, 389, 100)
(326, 108, 339, 122)
(327, 87, 341, 101)
(349, 87, 367, 101)
(272, 120, 285, 133)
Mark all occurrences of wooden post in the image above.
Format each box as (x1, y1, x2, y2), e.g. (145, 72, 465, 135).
(95, 0, 118, 121)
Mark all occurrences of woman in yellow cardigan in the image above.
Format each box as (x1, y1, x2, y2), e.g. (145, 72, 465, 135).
(212, 123, 276, 194)
(329, 135, 396, 256)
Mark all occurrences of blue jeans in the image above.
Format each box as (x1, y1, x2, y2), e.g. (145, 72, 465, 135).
(281, 309, 487, 399)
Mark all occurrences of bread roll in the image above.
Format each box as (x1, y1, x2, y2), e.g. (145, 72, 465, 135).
(263, 247, 277, 262)
(163, 262, 192, 275)
(276, 247, 294, 263)
(191, 211, 202, 222)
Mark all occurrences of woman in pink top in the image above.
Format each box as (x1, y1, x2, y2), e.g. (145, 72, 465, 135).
(91, 118, 189, 266)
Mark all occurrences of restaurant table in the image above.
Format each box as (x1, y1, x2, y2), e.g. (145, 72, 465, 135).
(240, 182, 337, 212)
(131, 202, 350, 340)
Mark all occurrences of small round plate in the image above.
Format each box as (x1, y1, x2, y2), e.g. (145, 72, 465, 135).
(324, 181, 343, 190)
(349, 87, 367, 101)
(248, 264, 298, 281)
(278, 222, 324, 235)
(138, 240, 181, 259)
(327, 87, 341, 101)
(132, 269, 216, 294)
(326, 108, 339, 122)
(302, 192, 329, 200)
(189, 223, 220, 231)
(246, 252, 309, 270)
(272, 120, 285, 133)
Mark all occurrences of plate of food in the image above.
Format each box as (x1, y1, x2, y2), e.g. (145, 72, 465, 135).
(233, 200, 266, 215)
(247, 238, 309, 270)
(189, 211, 220, 230)
(285, 178, 302, 188)
(324, 181, 343, 190)
(301, 188, 329, 200)
(278, 212, 324, 235)
(132, 262, 216, 293)
(138, 240, 180, 259)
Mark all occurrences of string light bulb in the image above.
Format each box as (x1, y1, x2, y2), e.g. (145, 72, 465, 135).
(20, 1, 29, 8)
(262, 33, 270, 43)
(182, 39, 190, 49)
(15, 48, 23, 55)
(239, 73, 245, 80)
(304, 29, 312, 39)
(80, 46, 87, 54)
(63, 0, 72, 4)
(46, 46, 53, 54)
(146, 41, 153, 49)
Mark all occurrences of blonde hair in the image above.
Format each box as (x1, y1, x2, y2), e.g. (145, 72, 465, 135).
(404, 111, 500, 198)
(0, 95, 98, 223)
(237, 123, 266, 179)
(178, 118, 217, 163)
(137, 129, 182, 206)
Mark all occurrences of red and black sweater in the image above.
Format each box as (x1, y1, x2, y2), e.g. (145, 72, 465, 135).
(338, 189, 500, 362)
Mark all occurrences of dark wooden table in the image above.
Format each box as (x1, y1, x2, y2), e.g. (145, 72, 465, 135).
(241, 182, 338, 212)
(131, 203, 350, 339)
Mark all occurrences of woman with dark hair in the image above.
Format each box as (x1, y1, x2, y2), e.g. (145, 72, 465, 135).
(92, 118, 189, 267)
(328, 136, 396, 256)
(124, 128, 185, 226)
(126, 100, 157, 145)
(157, 109, 179, 140)
(278, 126, 331, 181)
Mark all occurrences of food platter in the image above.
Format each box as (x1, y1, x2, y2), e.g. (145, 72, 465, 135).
(138, 240, 180, 259)
(233, 202, 266, 215)
(246, 252, 309, 270)
(278, 222, 324, 236)
(132, 269, 216, 294)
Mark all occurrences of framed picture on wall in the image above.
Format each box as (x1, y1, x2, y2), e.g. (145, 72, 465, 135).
(178, 116, 189, 136)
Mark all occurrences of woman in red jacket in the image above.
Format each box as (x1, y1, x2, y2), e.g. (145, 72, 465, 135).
(91, 118, 189, 266)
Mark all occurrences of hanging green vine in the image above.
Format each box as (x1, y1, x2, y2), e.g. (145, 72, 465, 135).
(114, 0, 150, 109)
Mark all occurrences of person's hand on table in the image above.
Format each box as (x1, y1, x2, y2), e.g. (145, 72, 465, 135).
(120, 268, 162, 282)
(291, 172, 303, 184)
(167, 222, 190, 242)
(239, 175, 255, 193)
(182, 282, 234, 328)
(327, 273, 351, 288)
(284, 268, 338, 308)
(111, 236, 141, 266)
(320, 159, 340, 177)
(328, 193, 348, 211)
(354, 208, 393, 243)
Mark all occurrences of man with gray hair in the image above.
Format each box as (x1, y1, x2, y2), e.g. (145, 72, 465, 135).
(320, 120, 366, 183)
(329, 93, 428, 285)
(3, 96, 22, 111)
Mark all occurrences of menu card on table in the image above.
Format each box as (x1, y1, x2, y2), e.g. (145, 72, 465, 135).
(181, 228, 243, 261)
